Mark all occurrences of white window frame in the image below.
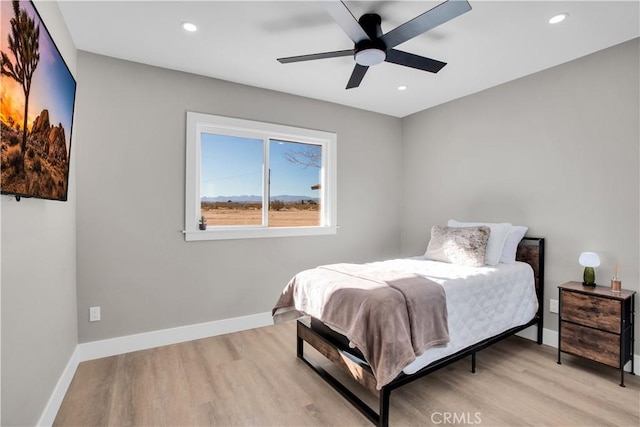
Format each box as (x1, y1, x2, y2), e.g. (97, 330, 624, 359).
(185, 112, 337, 241)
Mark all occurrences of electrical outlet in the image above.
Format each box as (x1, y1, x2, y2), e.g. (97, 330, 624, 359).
(89, 306, 101, 322)
(549, 299, 559, 314)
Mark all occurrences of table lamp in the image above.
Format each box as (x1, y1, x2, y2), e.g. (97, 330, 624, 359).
(579, 252, 600, 286)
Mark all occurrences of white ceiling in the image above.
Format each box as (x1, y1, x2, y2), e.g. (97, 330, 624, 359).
(57, 1, 639, 118)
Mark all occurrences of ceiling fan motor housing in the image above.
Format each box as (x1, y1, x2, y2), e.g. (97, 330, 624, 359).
(354, 14, 387, 66)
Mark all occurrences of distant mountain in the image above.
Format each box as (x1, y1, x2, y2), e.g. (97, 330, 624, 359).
(201, 195, 260, 203)
(201, 195, 319, 203)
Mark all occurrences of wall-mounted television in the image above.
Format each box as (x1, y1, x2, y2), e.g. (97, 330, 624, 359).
(1, 0, 76, 201)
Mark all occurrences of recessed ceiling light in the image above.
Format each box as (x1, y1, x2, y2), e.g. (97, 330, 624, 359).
(398, 85, 407, 91)
(548, 13, 568, 24)
(182, 22, 198, 32)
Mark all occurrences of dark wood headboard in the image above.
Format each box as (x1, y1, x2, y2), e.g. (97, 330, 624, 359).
(516, 236, 545, 341)
(517, 237, 545, 291)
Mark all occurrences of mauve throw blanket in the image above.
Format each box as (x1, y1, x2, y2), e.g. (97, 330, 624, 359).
(272, 263, 449, 389)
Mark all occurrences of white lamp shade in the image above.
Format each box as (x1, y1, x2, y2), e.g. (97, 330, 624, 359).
(579, 252, 601, 267)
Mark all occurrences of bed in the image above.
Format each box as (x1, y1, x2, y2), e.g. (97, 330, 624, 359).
(273, 228, 544, 427)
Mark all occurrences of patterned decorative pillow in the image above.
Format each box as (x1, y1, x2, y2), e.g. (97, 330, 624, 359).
(424, 225, 491, 267)
(447, 220, 512, 266)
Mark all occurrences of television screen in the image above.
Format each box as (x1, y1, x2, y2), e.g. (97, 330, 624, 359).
(1, 0, 76, 201)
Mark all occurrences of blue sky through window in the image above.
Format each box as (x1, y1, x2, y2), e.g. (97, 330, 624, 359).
(200, 133, 321, 199)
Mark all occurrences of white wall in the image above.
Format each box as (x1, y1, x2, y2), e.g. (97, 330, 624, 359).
(0, 1, 78, 425)
(401, 38, 639, 351)
(74, 51, 403, 343)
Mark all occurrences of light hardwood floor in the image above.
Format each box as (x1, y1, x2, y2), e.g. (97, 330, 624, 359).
(54, 321, 640, 426)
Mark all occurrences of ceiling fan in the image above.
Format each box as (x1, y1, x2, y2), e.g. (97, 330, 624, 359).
(277, 0, 472, 89)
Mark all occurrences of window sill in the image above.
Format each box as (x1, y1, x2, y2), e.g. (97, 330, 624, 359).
(184, 225, 337, 241)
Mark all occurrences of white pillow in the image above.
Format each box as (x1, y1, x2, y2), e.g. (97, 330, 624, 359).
(499, 225, 528, 264)
(447, 219, 512, 266)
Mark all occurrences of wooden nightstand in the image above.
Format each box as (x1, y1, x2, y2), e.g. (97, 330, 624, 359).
(557, 281, 636, 386)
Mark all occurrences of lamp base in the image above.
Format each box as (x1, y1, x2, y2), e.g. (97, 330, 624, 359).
(582, 267, 596, 288)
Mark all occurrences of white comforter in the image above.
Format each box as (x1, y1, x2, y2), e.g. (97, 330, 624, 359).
(330, 257, 539, 375)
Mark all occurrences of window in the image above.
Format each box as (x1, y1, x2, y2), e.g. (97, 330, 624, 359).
(185, 112, 337, 241)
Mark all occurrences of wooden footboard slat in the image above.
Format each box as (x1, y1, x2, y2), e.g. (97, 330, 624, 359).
(297, 319, 379, 396)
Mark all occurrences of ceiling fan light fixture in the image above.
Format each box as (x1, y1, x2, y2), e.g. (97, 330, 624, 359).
(355, 48, 386, 66)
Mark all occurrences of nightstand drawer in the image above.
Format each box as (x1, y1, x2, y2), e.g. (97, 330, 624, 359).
(560, 322, 621, 368)
(561, 290, 621, 333)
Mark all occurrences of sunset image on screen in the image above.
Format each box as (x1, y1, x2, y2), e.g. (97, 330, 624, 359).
(1, 0, 76, 200)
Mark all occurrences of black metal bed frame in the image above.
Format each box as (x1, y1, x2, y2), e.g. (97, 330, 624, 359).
(295, 237, 545, 427)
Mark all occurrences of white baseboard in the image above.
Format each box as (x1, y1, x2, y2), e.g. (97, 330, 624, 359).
(516, 325, 558, 347)
(37, 350, 81, 426)
(37, 311, 273, 426)
(76, 311, 273, 361)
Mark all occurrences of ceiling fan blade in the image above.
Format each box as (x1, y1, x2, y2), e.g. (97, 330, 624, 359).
(278, 49, 354, 64)
(317, 0, 370, 43)
(380, 0, 471, 49)
(346, 64, 369, 89)
(385, 49, 446, 73)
